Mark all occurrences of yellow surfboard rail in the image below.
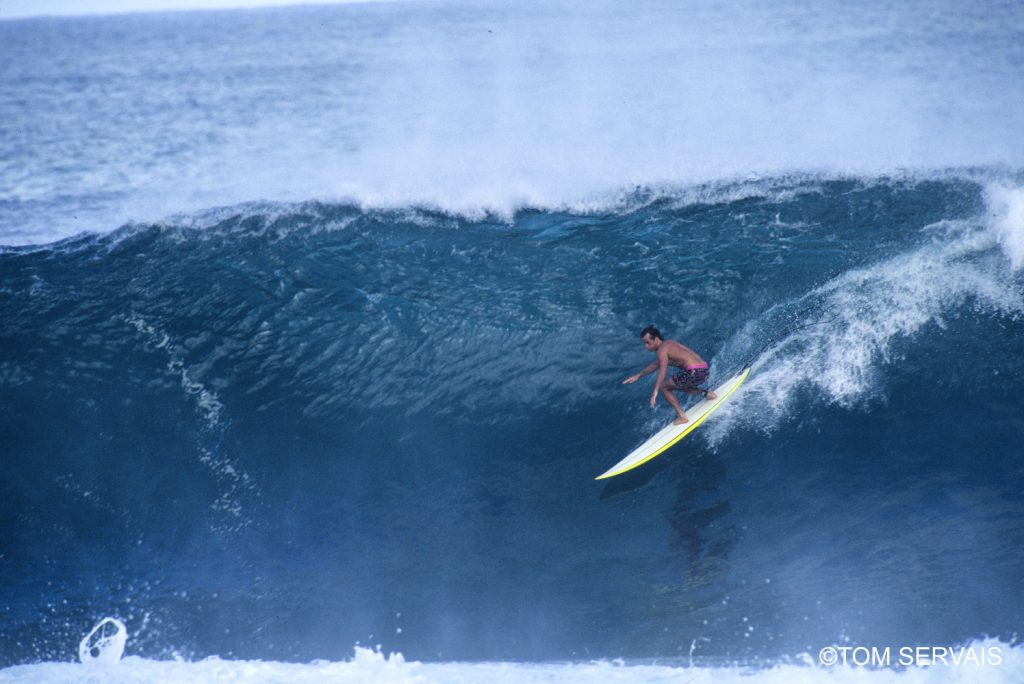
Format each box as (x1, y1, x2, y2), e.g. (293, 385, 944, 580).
(596, 366, 751, 480)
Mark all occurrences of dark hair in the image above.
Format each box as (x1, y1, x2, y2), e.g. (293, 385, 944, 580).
(640, 325, 662, 340)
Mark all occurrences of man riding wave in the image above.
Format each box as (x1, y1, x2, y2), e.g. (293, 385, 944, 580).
(622, 325, 717, 425)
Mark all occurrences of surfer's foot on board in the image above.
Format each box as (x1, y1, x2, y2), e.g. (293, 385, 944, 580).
(673, 414, 690, 425)
(704, 390, 717, 400)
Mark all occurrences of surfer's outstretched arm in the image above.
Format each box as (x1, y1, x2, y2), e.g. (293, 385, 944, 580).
(622, 360, 658, 384)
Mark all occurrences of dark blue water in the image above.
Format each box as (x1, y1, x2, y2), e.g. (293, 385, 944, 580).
(2, 176, 1022, 665)
(3, 0, 1024, 671)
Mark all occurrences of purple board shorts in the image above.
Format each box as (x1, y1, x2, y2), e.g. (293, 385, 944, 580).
(671, 365, 709, 390)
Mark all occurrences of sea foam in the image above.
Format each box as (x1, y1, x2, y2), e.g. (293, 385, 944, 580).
(2, 638, 1021, 684)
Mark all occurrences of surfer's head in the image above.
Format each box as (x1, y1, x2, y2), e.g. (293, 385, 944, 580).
(640, 325, 662, 350)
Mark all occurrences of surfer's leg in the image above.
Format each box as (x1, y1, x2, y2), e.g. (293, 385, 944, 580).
(681, 388, 717, 400)
(661, 382, 689, 424)
(677, 368, 715, 400)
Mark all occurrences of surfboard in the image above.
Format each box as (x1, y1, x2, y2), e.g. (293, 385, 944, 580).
(596, 366, 751, 480)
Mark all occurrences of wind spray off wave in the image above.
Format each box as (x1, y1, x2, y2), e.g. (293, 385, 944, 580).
(706, 179, 1024, 442)
(2, 0, 1024, 244)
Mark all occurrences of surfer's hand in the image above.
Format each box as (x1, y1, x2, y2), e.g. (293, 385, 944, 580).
(649, 392, 658, 408)
(622, 374, 639, 384)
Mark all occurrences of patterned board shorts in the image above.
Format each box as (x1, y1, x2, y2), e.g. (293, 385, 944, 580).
(671, 366, 709, 390)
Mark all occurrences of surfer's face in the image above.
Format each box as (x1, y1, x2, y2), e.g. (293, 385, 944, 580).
(642, 334, 659, 351)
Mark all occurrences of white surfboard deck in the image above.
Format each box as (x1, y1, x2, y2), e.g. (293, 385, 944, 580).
(596, 366, 751, 480)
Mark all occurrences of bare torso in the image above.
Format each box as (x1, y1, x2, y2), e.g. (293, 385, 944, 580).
(660, 340, 706, 368)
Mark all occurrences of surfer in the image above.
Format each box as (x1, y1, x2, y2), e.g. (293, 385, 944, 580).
(622, 325, 717, 425)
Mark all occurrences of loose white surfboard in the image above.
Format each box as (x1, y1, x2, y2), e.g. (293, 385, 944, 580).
(596, 366, 751, 480)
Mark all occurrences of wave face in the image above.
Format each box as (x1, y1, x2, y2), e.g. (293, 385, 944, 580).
(2, 0, 1024, 245)
(2, 175, 1023, 666)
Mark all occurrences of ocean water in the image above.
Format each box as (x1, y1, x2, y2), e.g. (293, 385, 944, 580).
(2, 1, 1023, 682)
